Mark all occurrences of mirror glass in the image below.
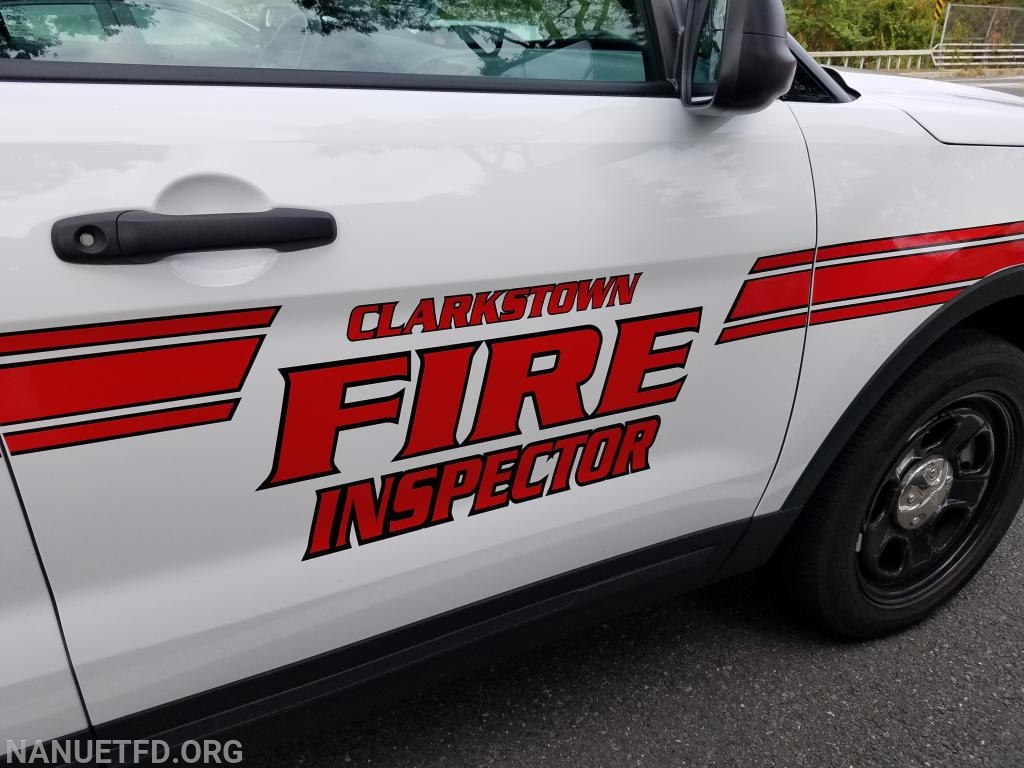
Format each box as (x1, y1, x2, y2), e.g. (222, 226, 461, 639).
(692, 0, 727, 96)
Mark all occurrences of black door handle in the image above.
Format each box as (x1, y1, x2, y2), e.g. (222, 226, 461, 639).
(52, 208, 338, 264)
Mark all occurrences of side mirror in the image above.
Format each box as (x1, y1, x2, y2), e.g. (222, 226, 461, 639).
(680, 0, 796, 116)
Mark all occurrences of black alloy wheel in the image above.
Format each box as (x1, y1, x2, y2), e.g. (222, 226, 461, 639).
(857, 394, 1013, 606)
(783, 328, 1024, 638)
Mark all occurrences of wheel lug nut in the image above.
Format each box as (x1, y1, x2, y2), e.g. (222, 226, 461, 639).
(911, 516, 922, 527)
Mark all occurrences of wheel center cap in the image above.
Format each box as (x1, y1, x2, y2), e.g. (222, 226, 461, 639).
(895, 455, 954, 530)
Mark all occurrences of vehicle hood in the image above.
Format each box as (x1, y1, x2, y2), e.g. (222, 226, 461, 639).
(835, 70, 1024, 147)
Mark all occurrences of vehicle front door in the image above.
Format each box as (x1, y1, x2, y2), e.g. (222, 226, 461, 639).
(0, 0, 815, 728)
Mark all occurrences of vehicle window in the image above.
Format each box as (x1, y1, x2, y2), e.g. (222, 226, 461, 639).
(0, 0, 653, 81)
(124, 2, 252, 45)
(0, 2, 112, 54)
(781, 60, 835, 104)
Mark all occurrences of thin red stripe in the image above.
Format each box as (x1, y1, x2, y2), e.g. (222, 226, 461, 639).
(0, 337, 262, 425)
(813, 239, 1024, 305)
(810, 289, 962, 326)
(717, 313, 807, 344)
(727, 270, 811, 321)
(4, 400, 238, 454)
(750, 250, 816, 274)
(0, 307, 278, 357)
(817, 221, 1024, 263)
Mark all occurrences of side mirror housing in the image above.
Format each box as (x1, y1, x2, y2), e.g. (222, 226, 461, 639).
(680, 0, 796, 116)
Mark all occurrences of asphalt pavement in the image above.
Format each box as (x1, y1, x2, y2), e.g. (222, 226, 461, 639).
(246, 513, 1024, 768)
(961, 77, 1024, 96)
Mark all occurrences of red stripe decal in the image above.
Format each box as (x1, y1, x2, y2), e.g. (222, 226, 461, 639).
(817, 221, 1024, 263)
(813, 239, 1024, 305)
(717, 313, 807, 344)
(0, 337, 263, 425)
(727, 270, 811, 321)
(721, 221, 1024, 341)
(4, 400, 239, 455)
(0, 307, 278, 357)
(750, 250, 816, 274)
(810, 289, 963, 326)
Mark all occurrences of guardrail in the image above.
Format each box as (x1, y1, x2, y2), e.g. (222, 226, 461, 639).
(811, 44, 1024, 71)
(810, 49, 933, 70)
(933, 43, 1024, 68)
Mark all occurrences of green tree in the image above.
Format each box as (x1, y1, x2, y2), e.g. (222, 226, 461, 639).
(785, 0, 1024, 50)
(784, 0, 870, 50)
(783, 0, 933, 50)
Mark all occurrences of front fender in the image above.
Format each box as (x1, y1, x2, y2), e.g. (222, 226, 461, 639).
(785, 264, 1024, 514)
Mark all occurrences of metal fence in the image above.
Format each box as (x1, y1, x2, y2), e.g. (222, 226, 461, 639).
(934, 42, 1024, 67)
(810, 50, 934, 70)
(941, 3, 1024, 46)
(811, 44, 1024, 71)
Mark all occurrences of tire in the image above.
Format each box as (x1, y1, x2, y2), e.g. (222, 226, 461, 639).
(783, 327, 1024, 639)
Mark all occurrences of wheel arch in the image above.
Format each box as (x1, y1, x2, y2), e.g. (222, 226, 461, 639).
(786, 265, 1024, 515)
(715, 265, 1024, 583)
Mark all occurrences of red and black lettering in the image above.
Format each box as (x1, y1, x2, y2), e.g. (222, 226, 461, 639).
(596, 309, 701, 416)
(266, 306, 700, 498)
(261, 353, 410, 488)
(466, 327, 601, 444)
(304, 416, 662, 559)
(345, 274, 643, 342)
